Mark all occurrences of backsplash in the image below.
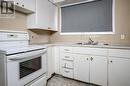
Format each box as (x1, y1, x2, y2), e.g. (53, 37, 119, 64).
(0, 12, 27, 31)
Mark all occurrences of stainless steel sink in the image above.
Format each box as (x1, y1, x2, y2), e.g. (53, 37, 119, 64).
(76, 41, 99, 45)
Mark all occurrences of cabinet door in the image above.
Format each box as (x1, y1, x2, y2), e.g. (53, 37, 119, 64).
(47, 47, 55, 79)
(74, 54, 90, 82)
(49, 3, 58, 30)
(23, 0, 35, 12)
(36, 0, 50, 28)
(14, 0, 21, 6)
(53, 46, 60, 74)
(90, 56, 107, 86)
(109, 57, 130, 86)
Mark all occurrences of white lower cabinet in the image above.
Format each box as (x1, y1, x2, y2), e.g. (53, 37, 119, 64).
(47, 46, 60, 79)
(74, 54, 107, 86)
(47, 47, 55, 79)
(90, 56, 107, 86)
(53, 46, 60, 74)
(60, 47, 107, 86)
(108, 57, 130, 86)
(74, 54, 90, 82)
(58, 47, 130, 86)
(60, 53, 74, 78)
(61, 68, 73, 78)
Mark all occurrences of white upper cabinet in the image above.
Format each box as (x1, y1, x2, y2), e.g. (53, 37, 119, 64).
(14, 0, 35, 14)
(22, 0, 36, 12)
(27, 0, 58, 31)
(49, 3, 58, 30)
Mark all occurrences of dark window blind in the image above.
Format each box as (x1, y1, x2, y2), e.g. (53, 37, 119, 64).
(61, 0, 113, 33)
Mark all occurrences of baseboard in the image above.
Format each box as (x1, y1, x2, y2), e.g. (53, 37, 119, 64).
(47, 73, 55, 81)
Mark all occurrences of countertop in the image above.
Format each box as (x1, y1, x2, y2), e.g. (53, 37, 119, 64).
(32, 42, 130, 50)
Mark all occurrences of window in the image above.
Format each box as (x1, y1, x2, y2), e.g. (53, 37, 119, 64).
(60, 0, 114, 34)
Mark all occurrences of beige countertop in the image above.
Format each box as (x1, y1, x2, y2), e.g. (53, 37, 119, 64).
(31, 42, 130, 50)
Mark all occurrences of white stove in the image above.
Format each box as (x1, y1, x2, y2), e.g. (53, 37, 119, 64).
(0, 45, 46, 55)
(0, 31, 47, 86)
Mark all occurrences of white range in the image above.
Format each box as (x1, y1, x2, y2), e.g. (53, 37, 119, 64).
(0, 31, 47, 86)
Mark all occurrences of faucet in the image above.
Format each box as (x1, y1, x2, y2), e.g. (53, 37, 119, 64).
(88, 37, 94, 44)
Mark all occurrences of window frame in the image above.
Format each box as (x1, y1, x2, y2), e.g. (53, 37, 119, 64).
(59, 0, 115, 35)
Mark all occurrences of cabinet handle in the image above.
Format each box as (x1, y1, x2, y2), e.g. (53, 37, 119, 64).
(90, 57, 93, 61)
(86, 58, 89, 60)
(64, 63, 66, 68)
(65, 56, 70, 58)
(64, 49, 70, 51)
(16, 3, 19, 5)
(22, 5, 24, 7)
(110, 60, 113, 63)
(48, 27, 51, 29)
(65, 70, 69, 73)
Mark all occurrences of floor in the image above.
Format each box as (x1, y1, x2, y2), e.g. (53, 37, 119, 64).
(46, 75, 98, 86)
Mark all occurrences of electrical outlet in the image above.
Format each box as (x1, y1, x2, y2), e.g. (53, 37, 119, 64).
(121, 34, 125, 40)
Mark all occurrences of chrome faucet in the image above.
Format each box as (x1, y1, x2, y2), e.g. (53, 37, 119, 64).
(88, 37, 94, 44)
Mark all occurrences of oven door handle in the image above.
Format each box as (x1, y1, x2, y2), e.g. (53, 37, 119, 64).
(9, 58, 29, 61)
(7, 50, 47, 61)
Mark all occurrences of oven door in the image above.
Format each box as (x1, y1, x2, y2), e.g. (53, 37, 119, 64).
(7, 49, 47, 86)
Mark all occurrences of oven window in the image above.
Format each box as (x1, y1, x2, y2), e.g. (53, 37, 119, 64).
(20, 57, 41, 79)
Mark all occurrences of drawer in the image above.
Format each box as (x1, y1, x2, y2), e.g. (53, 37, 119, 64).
(26, 75, 46, 86)
(60, 47, 73, 53)
(61, 60, 73, 69)
(61, 53, 74, 61)
(73, 47, 108, 56)
(60, 47, 108, 56)
(62, 68, 73, 78)
(109, 49, 130, 58)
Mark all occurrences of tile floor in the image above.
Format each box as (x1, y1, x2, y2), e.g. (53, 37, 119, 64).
(46, 75, 98, 86)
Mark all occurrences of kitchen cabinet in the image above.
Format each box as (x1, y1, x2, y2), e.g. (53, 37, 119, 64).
(74, 54, 107, 86)
(90, 56, 107, 86)
(22, 0, 36, 12)
(74, 54, 90, 82)
(15, 0, 35, 14)
(60, 46, 108, 86)
(27, 0, 58, 31)
(59, 46, 130, 86)
(3, 0, 35, 14)
(109, 57, 130, 86)
(108, 49, 130, 86)
(49, 2, 58, 30)
(60, 53, 74, 78)
(53, 46, 60, 74)
(47, 47, 55, 79)
(15, 0, 35, 12)
(47, 46, 60, 79)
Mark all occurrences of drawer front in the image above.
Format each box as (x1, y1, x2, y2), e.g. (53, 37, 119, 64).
(61, 60, 73, 69)
(60, 47, 73, 53)
(62, 68, 73, 78)
(60, 47, 108, 56)
(61, 53, 74, 61)
(109, 49, 130, 58)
